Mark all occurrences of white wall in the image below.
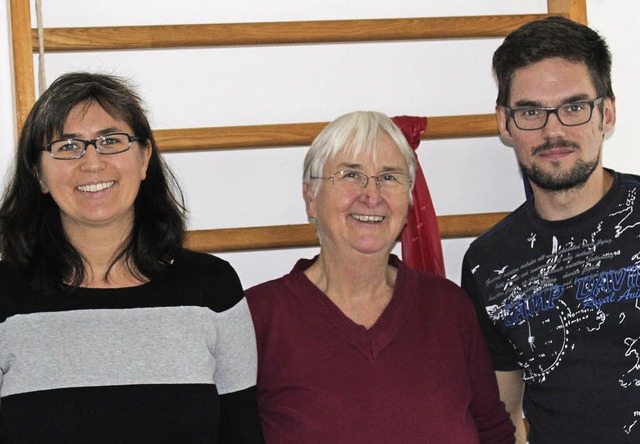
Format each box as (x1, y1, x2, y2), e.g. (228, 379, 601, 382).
(0, 1, 637, 289)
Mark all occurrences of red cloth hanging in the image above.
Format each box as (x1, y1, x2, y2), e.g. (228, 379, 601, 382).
(392, 116, 446, 277)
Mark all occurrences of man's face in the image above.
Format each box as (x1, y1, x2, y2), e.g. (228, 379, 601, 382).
(497, 57, 615, 193)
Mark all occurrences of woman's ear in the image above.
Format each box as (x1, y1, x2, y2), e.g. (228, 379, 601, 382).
(36, 169, 49, 194)
(139, 141, 153, 181)
(303, 182, 317, 219)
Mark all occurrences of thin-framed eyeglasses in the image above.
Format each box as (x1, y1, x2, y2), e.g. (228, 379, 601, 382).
(504, 97, 604, 131)
(311, 170, 413, 194)
(42, 132, 142, 160)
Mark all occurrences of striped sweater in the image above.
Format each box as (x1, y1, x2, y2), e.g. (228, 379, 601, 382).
(0, 249, 262, 443)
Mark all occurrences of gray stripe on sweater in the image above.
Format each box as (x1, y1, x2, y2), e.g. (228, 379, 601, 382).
(0, 298, 257, 397)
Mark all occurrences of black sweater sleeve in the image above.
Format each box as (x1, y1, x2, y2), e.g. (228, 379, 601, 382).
(218, 386, 264, 443)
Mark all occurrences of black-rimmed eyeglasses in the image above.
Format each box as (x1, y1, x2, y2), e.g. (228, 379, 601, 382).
(42, 132, 141, 160)
(504, 97, 604, 131)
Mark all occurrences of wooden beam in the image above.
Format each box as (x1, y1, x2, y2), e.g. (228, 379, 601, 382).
(155, 122, 328, 152)
(547, 0, 587, 24)
(31, 14, 549, 52)
(184, 212, 510, 252)
(154, 114, 498, 153)
(9, 0, 36, 133)
(186, 224, 319, 252)
(427, 114, 498, 139)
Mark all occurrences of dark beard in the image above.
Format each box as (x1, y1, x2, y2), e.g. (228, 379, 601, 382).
(519, 139, 600, 192)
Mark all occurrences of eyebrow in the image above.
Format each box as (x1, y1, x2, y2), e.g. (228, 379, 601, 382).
(337, 162, 406, 173)
(59, 127, 123, 139)
(513, 94, 593, 108)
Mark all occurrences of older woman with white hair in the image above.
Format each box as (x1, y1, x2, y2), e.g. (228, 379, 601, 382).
(246, 111, 514, 443)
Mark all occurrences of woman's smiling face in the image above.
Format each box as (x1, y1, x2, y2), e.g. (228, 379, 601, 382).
(38, 100, 151, 235)
(304, 131, 410, 258)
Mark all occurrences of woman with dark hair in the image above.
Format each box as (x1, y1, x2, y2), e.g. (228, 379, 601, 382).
(0, 72, 263, 443)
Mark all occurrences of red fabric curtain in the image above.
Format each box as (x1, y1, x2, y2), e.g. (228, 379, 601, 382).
(392, 116, 446, 277)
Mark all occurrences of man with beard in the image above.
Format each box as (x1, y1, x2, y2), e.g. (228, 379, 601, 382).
(461, 16, 640, 444)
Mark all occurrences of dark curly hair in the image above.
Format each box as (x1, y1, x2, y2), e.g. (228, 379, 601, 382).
(0, 72, 186, 290)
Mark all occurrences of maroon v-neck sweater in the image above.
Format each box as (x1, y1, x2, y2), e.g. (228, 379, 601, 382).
(247, 256, 514, 444)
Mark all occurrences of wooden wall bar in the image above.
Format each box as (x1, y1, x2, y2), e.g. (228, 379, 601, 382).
(10, 0, 586, 253)
(185, 212, 511, 253)
(31, 15, 551, 52)
(548, 0, 588, 24)
(9, 0, 35, 132)
(155, 114, 498, 153)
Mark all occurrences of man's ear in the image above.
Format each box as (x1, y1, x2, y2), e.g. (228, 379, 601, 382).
(602, 96, 616, 133)
(496, 105, 515, 147)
